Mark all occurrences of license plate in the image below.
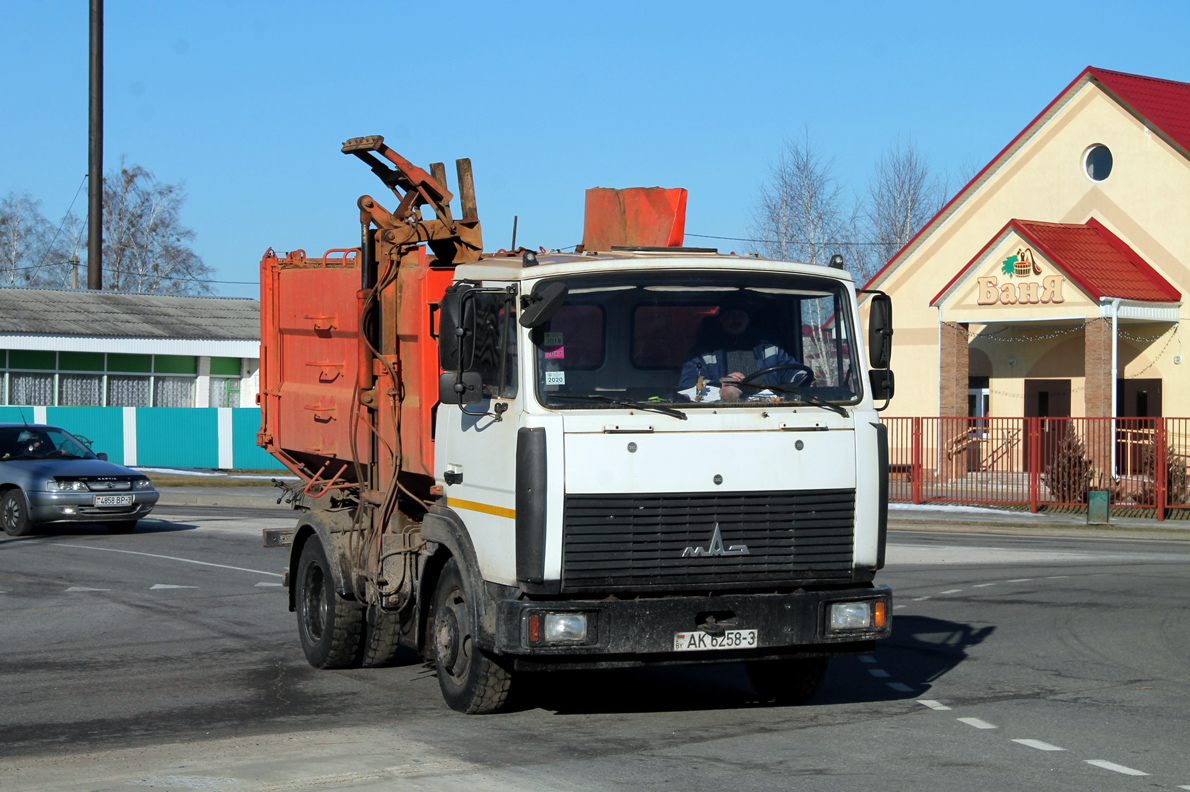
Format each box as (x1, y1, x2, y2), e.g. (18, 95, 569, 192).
(673, 629, 758, 652)
(93, 495, 133, 507)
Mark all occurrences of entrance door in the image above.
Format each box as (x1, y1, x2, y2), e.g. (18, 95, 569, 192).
(1024, 379, 1072, 472)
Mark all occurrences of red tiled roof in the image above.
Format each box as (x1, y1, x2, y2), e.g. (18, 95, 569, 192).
(931, 218, 1180, 306)
(865, 66, 1190, 293)
(1091, 67, 1190, 154)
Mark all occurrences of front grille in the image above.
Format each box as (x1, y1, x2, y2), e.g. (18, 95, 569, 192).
(562, 489, 855, 592)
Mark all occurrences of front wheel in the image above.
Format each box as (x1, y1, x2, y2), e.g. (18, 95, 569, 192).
(295, 537, 364, 669)
(746, 656, 830, 705)
(431, 557, 513, 713)
(1, 490, 34, 537)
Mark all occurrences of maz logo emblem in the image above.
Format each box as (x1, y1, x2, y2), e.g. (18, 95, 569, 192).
(681, 523, 750, 558)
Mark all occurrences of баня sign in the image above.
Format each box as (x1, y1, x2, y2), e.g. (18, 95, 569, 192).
(976, 247, 1065, 305)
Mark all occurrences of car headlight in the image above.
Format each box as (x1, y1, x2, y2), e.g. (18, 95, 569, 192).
(46, 480, 88, 492)
(132, 479, 155, 490)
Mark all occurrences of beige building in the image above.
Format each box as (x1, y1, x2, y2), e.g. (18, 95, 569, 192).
(866, 66, 1189, 425)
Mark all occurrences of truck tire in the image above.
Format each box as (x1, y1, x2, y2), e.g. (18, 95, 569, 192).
(431, 557, 513, 713)
(296, 537, 364, 669)
(1, 490, 34, 537)
(746, 656, 830, 706)
(360, 603, 403, 667)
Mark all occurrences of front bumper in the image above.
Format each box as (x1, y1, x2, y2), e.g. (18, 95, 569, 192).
(28, 490, 159, 524)
(495, 585, 891, 671)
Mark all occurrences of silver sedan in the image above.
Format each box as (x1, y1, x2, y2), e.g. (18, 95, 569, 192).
(0, 423, 159, 536)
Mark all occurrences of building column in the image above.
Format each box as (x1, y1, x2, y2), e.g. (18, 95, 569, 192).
(1084, 317, 1114, 483)
(939, 321, 970, 418)
(1085, 318, 1112, 418)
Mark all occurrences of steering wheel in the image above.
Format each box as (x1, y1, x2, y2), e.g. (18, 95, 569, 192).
(734, 363, 815, 389)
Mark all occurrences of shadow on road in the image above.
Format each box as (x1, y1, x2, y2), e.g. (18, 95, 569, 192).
(515, 615, 993, 715)
(6, 519, 200, 538)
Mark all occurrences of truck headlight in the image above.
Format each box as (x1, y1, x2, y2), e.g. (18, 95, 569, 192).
(828, 601, 887, 631)
(544, 613, 588, 643)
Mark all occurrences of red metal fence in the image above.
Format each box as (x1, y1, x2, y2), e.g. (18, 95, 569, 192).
(885, 417, 1190, 519)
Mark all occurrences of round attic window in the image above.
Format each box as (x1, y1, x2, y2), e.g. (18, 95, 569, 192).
(1084, 144, 1113, 182)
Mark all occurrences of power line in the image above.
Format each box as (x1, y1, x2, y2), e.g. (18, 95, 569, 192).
(686, 232, 884, 246)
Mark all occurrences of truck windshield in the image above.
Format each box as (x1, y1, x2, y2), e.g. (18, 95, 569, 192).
(532, 270, 861, 409)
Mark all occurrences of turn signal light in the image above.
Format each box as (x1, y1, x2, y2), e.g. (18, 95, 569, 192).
(873, 601, 887, 629)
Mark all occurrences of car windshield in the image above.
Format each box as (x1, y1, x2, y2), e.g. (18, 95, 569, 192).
(0, 427, 97, 461)
(532, 270, 861, 410)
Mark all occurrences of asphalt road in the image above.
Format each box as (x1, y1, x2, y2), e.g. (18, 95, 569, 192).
(1, 507, 1188, 791)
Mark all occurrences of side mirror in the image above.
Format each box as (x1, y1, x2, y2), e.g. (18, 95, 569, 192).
(439, 371, 483, 405)
(97, 452, 109, 461)
(438, 287, 476, 370)
(519, 282, 569, 329)
(868, 369, 895, 410)
(868, 293, 893, 369)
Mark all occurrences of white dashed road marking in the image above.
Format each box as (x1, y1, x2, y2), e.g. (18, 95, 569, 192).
(1012, 739, 1065, 751)
(1006, 578, 1032, 583)
(957, 717, 998, 730)
(150, 584, 198, 590)
(917, 700, 951, 711)
(886, 682, 913, 693)
(868, 669, 890, 678)
(56, 544, 282, 577)
(255, 582, 284, 587)
(912, 596, 931, 601)
(939, 589, 963, 594)
(65, 587, 110, 592)
(973, 583, 997, 588)
(1085, 760, 1148, 776)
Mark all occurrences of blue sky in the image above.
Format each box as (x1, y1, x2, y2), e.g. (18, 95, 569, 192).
(3, 1, 1188, 299)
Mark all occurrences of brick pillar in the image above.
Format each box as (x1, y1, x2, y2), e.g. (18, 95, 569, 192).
(939, 321, 970, 418)
(1084, 317, 1113, 418)
(1084, 317, 1114, 485)
(939, 321, 970, 479)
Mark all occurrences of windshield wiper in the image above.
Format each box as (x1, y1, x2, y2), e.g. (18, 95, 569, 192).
(547, 394, 687, 420)
(736, 382, 849, 416)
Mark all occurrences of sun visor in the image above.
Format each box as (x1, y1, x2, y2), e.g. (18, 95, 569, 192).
(581, 187, 687, 251)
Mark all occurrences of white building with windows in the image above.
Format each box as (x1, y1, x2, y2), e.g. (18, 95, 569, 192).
(0, 288, 260, 410)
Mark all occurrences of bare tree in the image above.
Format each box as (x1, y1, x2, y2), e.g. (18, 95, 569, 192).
(102, 160, 213, 295)
(749, 129, 856, 268)
(0, 192, 53, 287)
(863, 137, 945, 273)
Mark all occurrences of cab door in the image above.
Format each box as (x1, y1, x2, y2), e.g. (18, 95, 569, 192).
(436, 288, 522, 586)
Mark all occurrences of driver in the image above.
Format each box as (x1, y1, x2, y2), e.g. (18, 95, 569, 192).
(678, 300, 809, 402)
(17, 430, 45, 457)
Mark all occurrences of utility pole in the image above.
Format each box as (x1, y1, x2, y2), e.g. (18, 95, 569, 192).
(72, 254, 79, 289)
(87, 0, 103, 291)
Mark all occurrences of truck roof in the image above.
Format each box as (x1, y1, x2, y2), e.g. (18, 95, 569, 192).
(453, 249, 857, 283)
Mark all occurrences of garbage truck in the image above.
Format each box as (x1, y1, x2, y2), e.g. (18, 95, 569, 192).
(258, 135, 896, 713)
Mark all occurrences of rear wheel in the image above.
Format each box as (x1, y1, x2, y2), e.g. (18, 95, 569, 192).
(746, 656, 830, 705)
(106, 520, 137, 534)
(296, 537, 364, 669)
(431, 557, 513, 713)
(360, 603, 403, 667)
(1, 490, 34, 537)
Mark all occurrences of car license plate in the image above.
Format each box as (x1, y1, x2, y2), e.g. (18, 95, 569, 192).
(673, 629, 758, 652)
(94, 495, 133, 507)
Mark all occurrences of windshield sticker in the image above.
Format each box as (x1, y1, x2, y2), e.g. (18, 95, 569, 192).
(544, 332, 565, 360)
(546, 371, 566, 385)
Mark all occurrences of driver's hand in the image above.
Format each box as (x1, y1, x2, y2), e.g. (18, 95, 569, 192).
(720, 373, 745, 402)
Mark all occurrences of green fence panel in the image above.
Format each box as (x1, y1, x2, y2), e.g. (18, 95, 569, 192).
(233, 408, 285, 470)
(136, 408, 219, 468)
(0, 406, 39, 424)
(46, 407, 126, 465)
